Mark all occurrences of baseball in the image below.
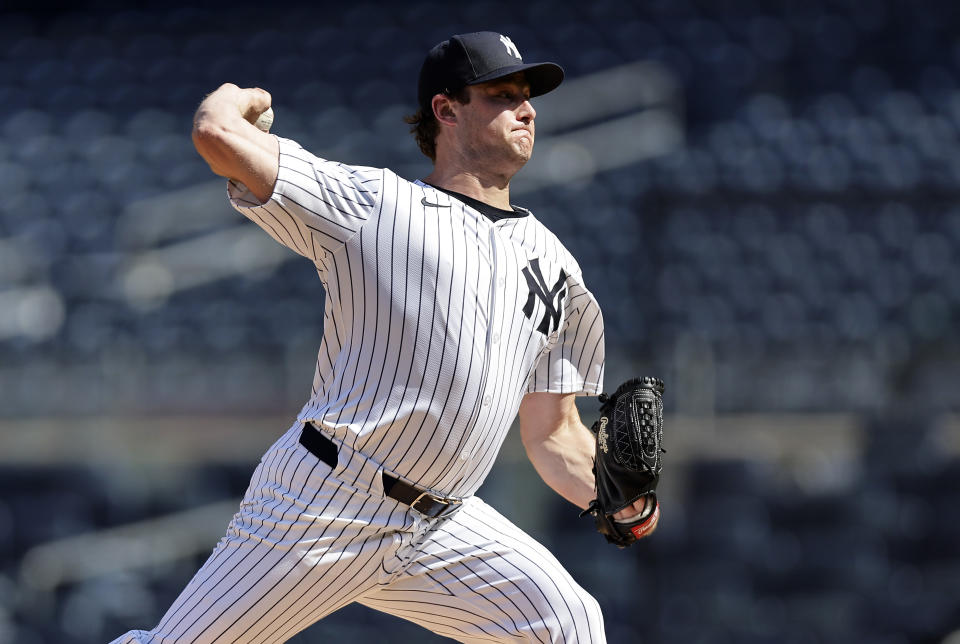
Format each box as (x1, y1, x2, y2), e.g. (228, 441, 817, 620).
(254, 107, 274, 132)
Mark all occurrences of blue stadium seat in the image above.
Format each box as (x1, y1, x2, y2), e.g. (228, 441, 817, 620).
(2, 6, 960, 639)
(123, 33, 176, 59)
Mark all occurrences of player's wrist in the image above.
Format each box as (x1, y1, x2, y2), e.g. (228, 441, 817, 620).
(613, 494, 657, 523)
(623, 500, 660, 540)
(614, 496, 654, 524)
(199, 84, 271, 125)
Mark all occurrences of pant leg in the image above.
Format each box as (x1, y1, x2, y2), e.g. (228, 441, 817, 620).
(110, 424, 409, 644)
(357, 496, 606, 644)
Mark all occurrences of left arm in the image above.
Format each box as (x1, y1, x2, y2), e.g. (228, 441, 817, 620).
(518, 391, 650, 521)
(518, 391, 596, 510)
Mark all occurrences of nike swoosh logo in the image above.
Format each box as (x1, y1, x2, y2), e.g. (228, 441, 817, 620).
(421, 197, 451, 208)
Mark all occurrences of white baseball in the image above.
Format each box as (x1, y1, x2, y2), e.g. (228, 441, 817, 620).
(254, 107, 274, 132)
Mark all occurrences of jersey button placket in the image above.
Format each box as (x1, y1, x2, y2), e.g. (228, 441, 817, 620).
(474, 227, 497, 424)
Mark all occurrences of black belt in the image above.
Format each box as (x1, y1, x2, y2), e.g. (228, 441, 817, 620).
(298, 423, 461, 519)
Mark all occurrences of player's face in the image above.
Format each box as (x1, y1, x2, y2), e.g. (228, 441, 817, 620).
(456, 74, 536, 172)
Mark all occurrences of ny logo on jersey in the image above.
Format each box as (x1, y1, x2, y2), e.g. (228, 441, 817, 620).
(522, 258, 567, 335)
(500, 34, 522, 60)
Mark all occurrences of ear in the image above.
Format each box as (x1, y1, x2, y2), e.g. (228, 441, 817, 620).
(432, 94, 458, 126)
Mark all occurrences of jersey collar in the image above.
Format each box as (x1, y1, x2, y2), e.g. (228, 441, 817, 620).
(421, 182, 529, 223)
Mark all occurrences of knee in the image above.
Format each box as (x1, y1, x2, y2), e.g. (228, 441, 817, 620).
(533, 586, 606, 643)
(572, 590, 606, 642)
(108, 631, 151, 644)
(581, 590, 604, 625)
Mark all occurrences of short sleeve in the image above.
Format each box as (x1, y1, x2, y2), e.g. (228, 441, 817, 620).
(526, 275, 605, 395)
(228, 137, 382, 261)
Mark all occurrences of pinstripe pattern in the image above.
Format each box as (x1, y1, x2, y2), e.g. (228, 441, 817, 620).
(360, 497, 604, 643)
(116, 424, 605, 644)
(229, 138, 604, 499)
(113, 136, 607, 643)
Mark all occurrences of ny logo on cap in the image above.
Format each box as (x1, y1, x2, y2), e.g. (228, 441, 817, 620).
(499, 34, 522, 60)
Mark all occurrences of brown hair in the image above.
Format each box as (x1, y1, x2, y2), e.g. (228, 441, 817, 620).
(404, 87, 471, 162)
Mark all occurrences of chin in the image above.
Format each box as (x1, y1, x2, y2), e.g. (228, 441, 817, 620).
(513, 139, 534, 160)
(506, 149, 531, 169)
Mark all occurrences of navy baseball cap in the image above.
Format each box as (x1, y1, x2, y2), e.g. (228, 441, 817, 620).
(417, 31, 564, 112)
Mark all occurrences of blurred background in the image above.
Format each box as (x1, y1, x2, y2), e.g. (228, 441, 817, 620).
(1, 0, 959, 642)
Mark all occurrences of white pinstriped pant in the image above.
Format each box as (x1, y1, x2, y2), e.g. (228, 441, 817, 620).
(111, 422, 605, 643)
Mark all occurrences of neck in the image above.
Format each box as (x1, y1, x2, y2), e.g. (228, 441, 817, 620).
(423, 170, 512, 210)
(425, 148, 520, 210)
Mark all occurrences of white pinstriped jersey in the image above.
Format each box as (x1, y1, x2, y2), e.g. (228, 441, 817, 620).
(229, 137, 605, 500)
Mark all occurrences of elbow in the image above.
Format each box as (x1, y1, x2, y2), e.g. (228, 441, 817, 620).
(191, 117, 226, 157)
(191, 117, 236, 176)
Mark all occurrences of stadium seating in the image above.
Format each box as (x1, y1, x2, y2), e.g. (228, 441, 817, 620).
(1, 1, 958, 414)
(3, 1, 960, 641)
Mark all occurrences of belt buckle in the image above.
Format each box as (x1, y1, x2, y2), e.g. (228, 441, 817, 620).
(411, 490, 462, 519)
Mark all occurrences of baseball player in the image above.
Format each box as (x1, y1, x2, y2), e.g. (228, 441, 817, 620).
(112, 31, 655, 644)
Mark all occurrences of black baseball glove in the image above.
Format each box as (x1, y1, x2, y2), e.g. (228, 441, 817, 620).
(582, 376, 665, 548)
